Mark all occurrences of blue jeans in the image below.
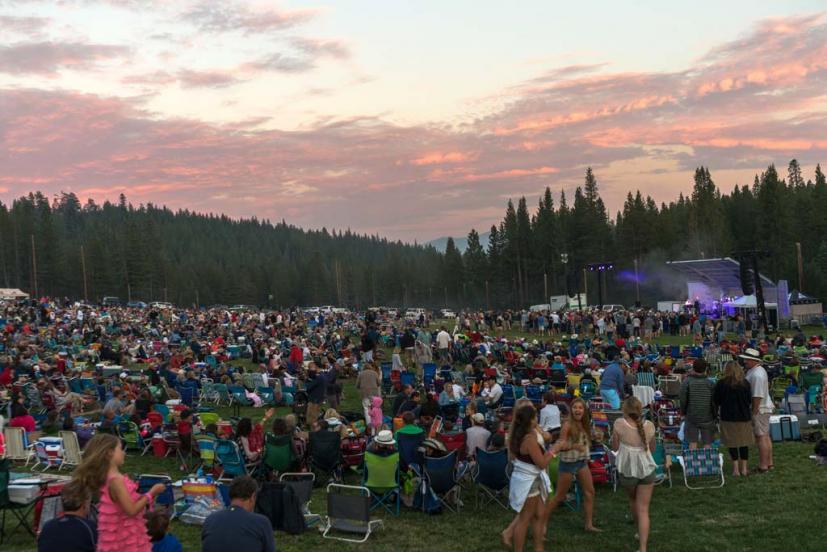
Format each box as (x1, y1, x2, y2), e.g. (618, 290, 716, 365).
(600, 388, 621, 409)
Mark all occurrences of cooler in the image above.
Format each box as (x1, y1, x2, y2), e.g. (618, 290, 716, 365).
(769, 415, 801, 442)
(152, 434, 168, 457)
(217, 420, 233, 438)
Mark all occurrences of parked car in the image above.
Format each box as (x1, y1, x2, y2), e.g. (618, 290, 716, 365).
(101, 296, 122, 307)
(440, 309, 456, 319)
(149, 301, 174, 309)
(126, 301, 147, 309)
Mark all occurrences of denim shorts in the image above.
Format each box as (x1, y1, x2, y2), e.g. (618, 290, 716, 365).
(558, 459, 588, 474)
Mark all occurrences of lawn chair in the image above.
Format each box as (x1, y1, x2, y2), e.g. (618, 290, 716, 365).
(257, 386, 276, 406)
(400, 372, 416, 389)
(397, 432, 425, 471)
(771, 378, 790, 404)
(212, 383, 231, 407)
(380, 363, 393, 395)
(424, 450, 461, 512)
(198, 412, 220, 428)
(423, 363, 437, 391)
(2, 428, 34, 466)
(153, 403, 171, 424)
(177, 385, 198, 408)
(473, 448, 509, 510)
(652, 438, 672, 487)
(229, 384, 253, 407)
(579, 380, 597, 400)
(199, 379, 217, 404)
(263, 433, 297, 475)
(309, 431, 342, 483)
(292, 390, 308, 423)
(526, 385, 544, 406)
(58, 431, 83, 470)
(194, 435, 218, 470)
(216, 439, 250, 478)
(280, 472, 315, 514)
(363, 452, 400, 515)
(676, 447, 725, 489)
(0, 458, 43, 544)
(438, 432, 466, 461)
(322, 483, 383, 543)
(118, 421, 151, 455)
(137, 474, 175, 509)
(500, 384, 515, 408)
(636, 371, 656, 388)
(31, 441, 63, 472)
(658, 375, 681, 397)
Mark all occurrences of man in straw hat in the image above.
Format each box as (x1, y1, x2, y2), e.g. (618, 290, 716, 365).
(740, 348, 774, 472)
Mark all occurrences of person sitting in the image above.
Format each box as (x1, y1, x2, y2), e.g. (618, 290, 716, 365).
(177, 409, 194, 453)
(9, 402, 37, 435)
(419, 393, 440, 426)
(398, 390, 421, 417)
(367, 429, 397, 457)
(202, 476, 275, 552)
(38, 481, 97, 552)
(394, 411, 424, 439)
(539, 391, 561, 439)
(42, 409, 61, 436)
(98, 409, 117, 434)
(487, 432, 506, 452)
(480, 377, 503, 409)
(146, 510, 182, 552)
(465, 412, 491, 459)
(236, 418, 261, 462)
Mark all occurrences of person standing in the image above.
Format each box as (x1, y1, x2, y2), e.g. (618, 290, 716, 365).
(611, 397, 657, 552)
(678, 359, 716, 448)
(436, 326, 452, 363)
(599, 356, 625, 409)
(304, 367, 326, 425)
(741, 348, 774, 472)
(202, 476, 275, 552)
(713, 361, 754, 476)
(356, 362, 381, 427)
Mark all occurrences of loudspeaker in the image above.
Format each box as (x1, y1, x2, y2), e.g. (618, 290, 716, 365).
(739, 257, 755, 295)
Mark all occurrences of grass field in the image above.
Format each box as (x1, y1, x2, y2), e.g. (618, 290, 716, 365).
(4, 344, 827, 551)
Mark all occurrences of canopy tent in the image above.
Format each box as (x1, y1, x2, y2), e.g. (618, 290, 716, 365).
(0, 288, 29, 300)
(722, 295, 777, 309)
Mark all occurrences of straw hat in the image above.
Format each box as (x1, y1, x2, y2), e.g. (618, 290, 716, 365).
(375, 430, 395, 446)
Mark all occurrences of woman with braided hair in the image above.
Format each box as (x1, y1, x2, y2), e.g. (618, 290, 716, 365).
(611, 396, 657, 552)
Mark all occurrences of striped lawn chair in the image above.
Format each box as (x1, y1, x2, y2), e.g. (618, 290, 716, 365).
(677, 447, 725, 489)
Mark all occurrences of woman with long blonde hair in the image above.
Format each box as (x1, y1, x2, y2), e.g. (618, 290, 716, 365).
(73, 434, 166, 551)
(611, 397, 657, 552)
(713, 361, 754, 476)
(543, 398, 600, 535)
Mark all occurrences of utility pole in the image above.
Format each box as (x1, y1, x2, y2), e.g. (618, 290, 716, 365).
(30, 234, 38, 298)
(543, 272, 548, 304)
(163, 287, 168, 302)
(582, 268, 588, 306)
(796, 242, 804, 291)
(80, 245, 89, 302)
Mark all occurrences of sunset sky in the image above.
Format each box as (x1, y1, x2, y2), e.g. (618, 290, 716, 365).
(2, 0, 826, 241)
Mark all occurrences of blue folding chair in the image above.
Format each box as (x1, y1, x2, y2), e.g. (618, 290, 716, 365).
(228, 385, 253, 406)
(423, 363, 437, 390)
(396, 432, 425, 471)
(177, 385, 197, 407)
(500, 384, 515, 408)
(257, 386, 275, 406)
(526, 385, 544, 406)
(400, 372, 416, 389)
(137, 474, 175, 507)
(215, 439, 248, 478)
(424, 450, 461, 512)
(474, 448, 510, 510)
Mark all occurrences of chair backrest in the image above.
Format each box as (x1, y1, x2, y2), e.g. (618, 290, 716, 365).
(0, 458, 13, 507)
(327, 484, 371, 529)
(396, 432, 425, 468)
(637, 372, 656, 388)
(310, 431, 342, 471)
(195, 436, 217, 467)
(199, 412, 220, 427)
(400, 372, 416, 388)
(280, 472, 315, 507)
(59, 431, 83, 466)
(474, 448, 509, 490)
(215, 439, 246, 476)
(683, 448, 722, 477)
(3, 427, 28, 461)
(137, 474, 175, 505)
(437, 432, 466, 458)
(424, 450, 457, 493)
(153, 404, 170, 422)
(263, 433, 295, 472)
(423, 363, 437, 379)
(364, 452, 399, 490)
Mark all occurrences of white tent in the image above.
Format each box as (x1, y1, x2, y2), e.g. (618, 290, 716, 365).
(723, 295, 777, 309)
(0, 288, 29, 300)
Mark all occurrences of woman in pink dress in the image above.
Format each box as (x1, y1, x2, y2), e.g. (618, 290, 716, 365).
(73, 433, 166, 551)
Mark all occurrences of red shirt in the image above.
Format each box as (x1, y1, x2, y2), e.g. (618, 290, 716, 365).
(10, 415, 36, 434)
(177, 420, 193, 436)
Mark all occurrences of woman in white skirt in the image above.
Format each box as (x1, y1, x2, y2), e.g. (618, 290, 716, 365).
(501, 402, 554, 552)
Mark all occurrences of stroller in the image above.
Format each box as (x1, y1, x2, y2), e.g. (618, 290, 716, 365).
(292, 390, 308, 423)
(657, 407, 683, 443)
(341, 435, 367, 468)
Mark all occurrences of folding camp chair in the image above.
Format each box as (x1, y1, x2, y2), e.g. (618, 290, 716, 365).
(198, 412, 220, 428)
(212, 383, 231, 407)
(257, 386, 276, 406)
(400, 372, 416, 389)
(216, 439, 250, 478)
(137, 474, 175, 509)
(153, 403, 171, 424)
(199, 379, 217, 404)
(194, 435, 218, 470)
(424, 450, 462, 512)
(263, 433, 297, 475)
(396, 432, 425, 471)
(0, 458, 44, 545)
(658, 375, 681, 397)
(652, 438, 672, 487)
(58, 431, 83, 470)
(177, 385, 198, 407)
(280, 472, 316, 515)
(473, 448, 510, 510)
(438, 432, 466, 461)
(423, 363, 437, 391)
(526, 385, 544, 406)
(677, 447, 725, 489)
(363, 452, 400, 515)
(500, 384, 515, 408)
(2, 428, 35, 466)
(229, 385, 253, 407)
(118, 421, 151, 455)
(322, 484, 383, 543)
(309, 431, 343, 483)
(636, 371, 656, 388)
(579, 380, 597, 400)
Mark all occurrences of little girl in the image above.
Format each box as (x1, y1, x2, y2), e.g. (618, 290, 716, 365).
(74, 433, 167, 551)
(368, 396, 384, 436)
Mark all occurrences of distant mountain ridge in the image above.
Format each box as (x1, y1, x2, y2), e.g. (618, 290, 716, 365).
(426, 231, 490, 253)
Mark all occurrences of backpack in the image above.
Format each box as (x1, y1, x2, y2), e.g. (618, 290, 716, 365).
(412, 477, 442, 515)
(255, 482, 305, 535)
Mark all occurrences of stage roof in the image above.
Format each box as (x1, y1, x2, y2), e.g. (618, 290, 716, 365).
(666, 257, 776, 293)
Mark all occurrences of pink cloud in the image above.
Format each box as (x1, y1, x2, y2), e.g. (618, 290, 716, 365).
(2, 14, 827, 240)
(184, 0, 316, 35)
(0, 41, 130, 75)
(177, 69, 242, 88)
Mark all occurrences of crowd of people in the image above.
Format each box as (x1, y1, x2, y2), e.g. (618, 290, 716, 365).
(1, 298, 825, 552)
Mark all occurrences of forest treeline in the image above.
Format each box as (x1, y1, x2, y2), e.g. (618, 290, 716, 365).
(0, 159, 824, 308)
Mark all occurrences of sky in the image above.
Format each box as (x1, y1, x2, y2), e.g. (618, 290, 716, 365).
(1, 0, 827, 241)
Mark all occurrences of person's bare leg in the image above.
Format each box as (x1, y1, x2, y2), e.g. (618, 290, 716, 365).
(767, 436, 774, 468)
(577, 467, 601, 532)
(542, 471, 573, 536)
(502, 516, 518, 548)
(625, 486, 637, 524)
(740, 458, 749, 476)
(531, 497, 545, 552)
(757, 435, 769, 470)
(512, 496, 537, 552)
(635, 484, 654, 552)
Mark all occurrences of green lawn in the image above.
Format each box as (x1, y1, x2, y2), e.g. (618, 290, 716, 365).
(4, 360, 827, 551)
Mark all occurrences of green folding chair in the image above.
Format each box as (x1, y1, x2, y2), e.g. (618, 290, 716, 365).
(363, 452, 400, 515)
